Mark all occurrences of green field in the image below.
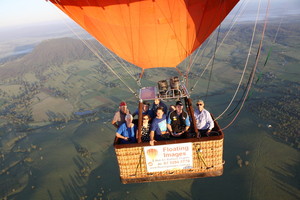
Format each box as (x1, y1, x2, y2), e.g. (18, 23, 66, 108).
(1, 103, 299, 200)
(0, 19, 299, 200)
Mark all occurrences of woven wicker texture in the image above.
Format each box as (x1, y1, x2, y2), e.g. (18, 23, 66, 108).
(115, 139, 223, 182)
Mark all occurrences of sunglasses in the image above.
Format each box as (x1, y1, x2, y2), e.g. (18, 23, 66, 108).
(197, 104, 203, 106)
(143, 118, 149, 120)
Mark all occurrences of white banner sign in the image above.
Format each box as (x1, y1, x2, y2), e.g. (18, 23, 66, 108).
(144, 143, 193, 172)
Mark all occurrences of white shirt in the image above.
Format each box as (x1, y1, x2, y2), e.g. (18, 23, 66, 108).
(194, 108, 214, 130)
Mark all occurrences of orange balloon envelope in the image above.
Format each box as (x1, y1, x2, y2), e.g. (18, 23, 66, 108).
(50, 0, 239, 69)
(147, 148, 158, 160)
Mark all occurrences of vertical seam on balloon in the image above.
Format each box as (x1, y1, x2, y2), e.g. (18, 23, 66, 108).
(118, 0, 137, 76)
(154, 0, 159, 68)
(101, 1, 141, 78)
(156, 0, 168, 68)
(93, 0, 138, 80)
(185, 0, 192, 81)
(138, 1, 156, 69)
(121, 0, 135, 72)
(194, 0, 210, 52)
(138, 1, 143, 68)
(173, 0, 189, 63)
(155, 1, 189, 67)
(169, 0, 183, 67)
(161, 0, 172, 68)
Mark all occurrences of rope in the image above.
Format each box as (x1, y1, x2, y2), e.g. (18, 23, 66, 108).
(232, 8, 284, 106)
(92, 41, 141, 87)
(215, 0, 257, 120)
(137, 69, 145, 86)
(175, 67, 184, 78)
(204, 25, 221, 102)
(224, 63, 257, 118)
(51, 0, 139, 95)
(135, 148, 144, 175)
(222, 0, 270, 130)
(185, 32, 216, 88)
(256, 16, 284, 83)
(246, 16, 283, 102)
(195, 144, 210, 169)
(190, 0, 249, 94)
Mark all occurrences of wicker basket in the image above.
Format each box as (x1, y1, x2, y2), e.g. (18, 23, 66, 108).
(114, 136, 224, 184)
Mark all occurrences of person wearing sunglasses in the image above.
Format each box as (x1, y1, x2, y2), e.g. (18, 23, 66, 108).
(194, 100, 214, 137)
(138, 114, 151, 142)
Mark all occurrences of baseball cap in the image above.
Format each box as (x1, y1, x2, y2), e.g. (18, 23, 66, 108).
(176, 101, 183, 106)
(119, 101, 127, 106)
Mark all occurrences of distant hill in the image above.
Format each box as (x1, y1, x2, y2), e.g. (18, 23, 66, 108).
(1, 19, 299, 80)
(0, 38, 100, 79)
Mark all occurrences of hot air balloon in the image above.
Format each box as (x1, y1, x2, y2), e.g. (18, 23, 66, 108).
(49, 0, 238, 69)
(49, 0, 239, 183)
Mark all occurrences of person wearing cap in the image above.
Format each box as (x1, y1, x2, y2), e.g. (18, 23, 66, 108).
(111, 101, 130, 129)
(167, 101, 190, 138)
(132, 101, 151, 118)
(115, 114, 137, 144)
(194, 100, 214, 136)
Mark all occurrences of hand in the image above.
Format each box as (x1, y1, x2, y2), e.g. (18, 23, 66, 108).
(124, 137, 129, 140)
(150, 140, 156, 146)
(172, 132, 182, 137)
(205, 130, 211, 137)
(177, 131, 184, 136)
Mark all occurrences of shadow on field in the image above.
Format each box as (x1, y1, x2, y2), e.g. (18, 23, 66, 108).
(266, 160, 300, 199)
(83, 145, 125, 199)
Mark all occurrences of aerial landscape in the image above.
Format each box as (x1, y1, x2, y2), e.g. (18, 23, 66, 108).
(0, 0, 299, 200)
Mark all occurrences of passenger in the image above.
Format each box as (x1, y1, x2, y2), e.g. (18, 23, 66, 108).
(167, 105, 176, 116)
(115, 114, 137, 144)
(132, 101, 151, 118)
(150, 98, 168, 118)
(111, 101, 130, 128)
(167, 101, 190, 138)
(194, 100, 214, 137)
(149, 107, 169, 146)
(137, 114, 151, 142)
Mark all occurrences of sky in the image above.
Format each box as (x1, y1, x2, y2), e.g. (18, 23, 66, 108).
(1, 0, 300, 29)
(0, 0, 68, 28)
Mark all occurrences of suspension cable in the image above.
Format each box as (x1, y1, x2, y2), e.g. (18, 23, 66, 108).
(88, 39, 142, 87)
(51, 0, 139, 95)
(255, 15, 284, 85)
(215, 0, 258, 120)
(222, 0, 270, 130)
(185, 31, 217, 88)
(204, 25, 221, 101)
(190, 0, 249, 94)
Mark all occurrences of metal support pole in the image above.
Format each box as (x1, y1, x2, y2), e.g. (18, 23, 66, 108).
(184, 97, 199, 138)
(137, 100, 143, 143)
